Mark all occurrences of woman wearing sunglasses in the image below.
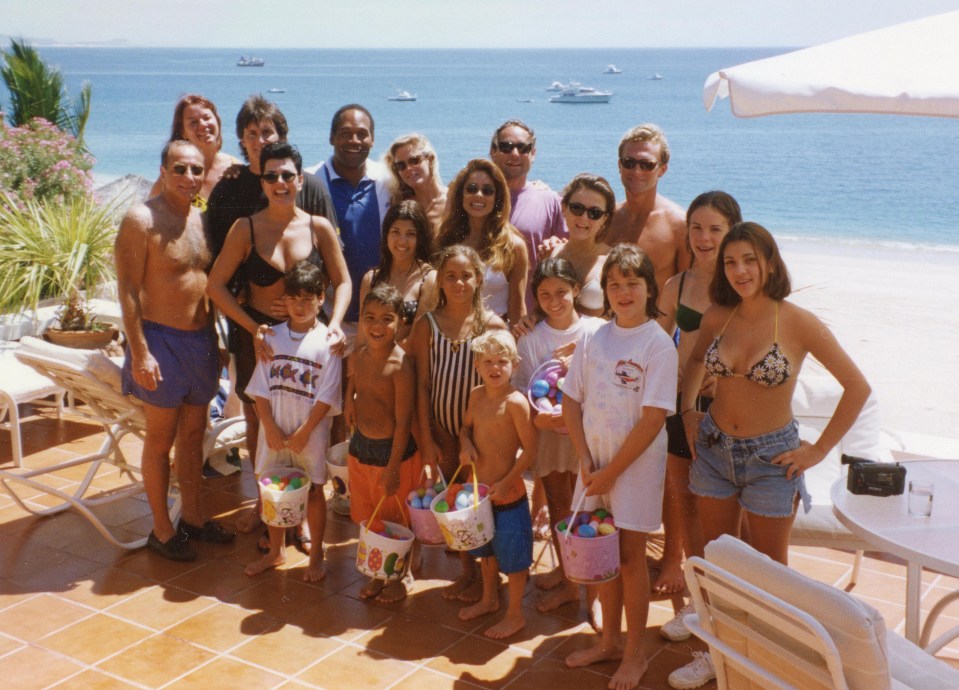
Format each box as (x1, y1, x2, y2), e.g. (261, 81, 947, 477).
(149, 94, 239, 211)
(548, 174, 615, 318)
(436, 159, 528, 328)
(383, 133, 448, 232)
(207, 142, 351, 540)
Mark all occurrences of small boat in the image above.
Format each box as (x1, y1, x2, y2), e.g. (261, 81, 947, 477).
(516, 98, 534, 103)
(267, 88, 285, 94)
(387, 89, 417, 102)
(236, 56, 264, 67)
(602, 64, 622, 74)
(649, 73, 663, 80)
(549, 85, 613, 104)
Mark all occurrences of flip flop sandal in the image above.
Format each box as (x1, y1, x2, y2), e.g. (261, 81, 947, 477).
(287, 526, 311, 556)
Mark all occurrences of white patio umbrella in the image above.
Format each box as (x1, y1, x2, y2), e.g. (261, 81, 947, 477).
(704, 11, 959, 118)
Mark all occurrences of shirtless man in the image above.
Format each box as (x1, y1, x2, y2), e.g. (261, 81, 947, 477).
(606, 124, 691, 292)
(116, 140, 234, 561)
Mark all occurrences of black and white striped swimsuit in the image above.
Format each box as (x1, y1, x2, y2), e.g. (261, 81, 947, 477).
(426, 312, 481, 437)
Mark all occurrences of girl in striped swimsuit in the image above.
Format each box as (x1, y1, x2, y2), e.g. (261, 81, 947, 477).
(409, 244, 507, 601)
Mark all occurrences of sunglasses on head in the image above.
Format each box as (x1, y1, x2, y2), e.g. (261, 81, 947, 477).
(619, 157, 659, 172)
(261, 170, 297, 184)
(392, 154, 426, 173)
(567, 201, 607, 220)
(495, 141, 534, 155)
(171, 163, 204, 176)
(465, 182, 496, 197)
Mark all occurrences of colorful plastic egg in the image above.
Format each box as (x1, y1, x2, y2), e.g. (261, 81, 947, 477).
(557, 520, 568, 533)
(407, 490, 419, 503)
(477, 485, 489, 498)
(557, 376, 565, 390)
(545, 370, 560, 386)
(434, 500, 449, 513)
(455, 491, 471, 510)
(555, 391, 563, 404)
(536, 397, 553, 412)
(598, 523, 616, 536)
(552, 404, 563, 415)
(530, 379, 550, 398)
(577, 524, 597, 538)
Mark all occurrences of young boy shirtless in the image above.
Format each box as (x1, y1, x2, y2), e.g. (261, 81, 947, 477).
(345, 285, 422, 603)
(244, 261, 341, 581)
(458, 330, 538, 639)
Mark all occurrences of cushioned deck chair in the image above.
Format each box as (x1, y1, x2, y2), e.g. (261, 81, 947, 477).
(0, 354, 68, 468)
(2, 336, 245, 550)
(684, 535, 959, 690)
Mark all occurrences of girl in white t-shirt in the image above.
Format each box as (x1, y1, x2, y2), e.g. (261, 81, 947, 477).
(562, 244, 678, 689)
(514, 257, 602, 612)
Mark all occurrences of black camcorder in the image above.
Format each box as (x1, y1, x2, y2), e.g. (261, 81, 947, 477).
(841, 454, 906, 496)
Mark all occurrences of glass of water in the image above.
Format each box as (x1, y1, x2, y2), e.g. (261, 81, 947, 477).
(908, 480, 934, 517)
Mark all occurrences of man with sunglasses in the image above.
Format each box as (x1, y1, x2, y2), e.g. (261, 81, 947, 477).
(489, 120, 566, 311)
(116, 140, 233, 561)
(607, 123, 690, 292)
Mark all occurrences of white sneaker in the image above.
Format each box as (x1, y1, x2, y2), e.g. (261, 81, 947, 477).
(660, 603, 694, 641)
(668, 651, 716, 689)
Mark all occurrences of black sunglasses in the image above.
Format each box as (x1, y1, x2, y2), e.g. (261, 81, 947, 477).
(619, 157, 659, 172)
(465, 182, 496, 197)
(567, 201, 607, 221)
(261, 171, 297, 184)
(495, 141, 534, 155)
(392, 154, 426, 173)
(171, 163, 204, 176)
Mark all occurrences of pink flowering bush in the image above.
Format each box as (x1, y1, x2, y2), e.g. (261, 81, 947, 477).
(0, 117, 94, 209)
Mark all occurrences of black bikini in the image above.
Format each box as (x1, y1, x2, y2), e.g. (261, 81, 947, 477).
(675, 271, 704, 333)
(244, 216, 323, 287)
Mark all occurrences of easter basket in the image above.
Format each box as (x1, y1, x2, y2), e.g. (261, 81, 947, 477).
(259, 462, 310, 528)
(407, 466, 446, 545)
(526, 359, 568, 435)
(325, 440, 351, 500)
(356, 495, 415, 580)
(555, 492, 620, 584)
(429, 462, 494, 551)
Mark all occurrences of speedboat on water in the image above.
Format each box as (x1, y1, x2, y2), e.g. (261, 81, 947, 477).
(603, 64, 622, 74)
(267, 88, 285, 93)
(549, 85, 613, 104)
(649, 73, 664, 80)
(236, 56, 264, 67)
(387, 89, 417, 102)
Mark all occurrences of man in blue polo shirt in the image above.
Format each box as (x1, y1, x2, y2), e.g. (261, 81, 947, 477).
(307, 104, 390, 334)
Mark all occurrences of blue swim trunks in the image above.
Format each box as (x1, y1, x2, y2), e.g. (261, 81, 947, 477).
(469, 497, 533, 574)
(122, 320, 219, 409)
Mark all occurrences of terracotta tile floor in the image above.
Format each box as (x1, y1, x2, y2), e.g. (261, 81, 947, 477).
(1, 405, 957, 689)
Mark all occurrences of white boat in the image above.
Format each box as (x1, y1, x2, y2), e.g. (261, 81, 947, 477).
(649, 73, 664, 80)
(387, 89, 417, 102)
(267, 88, 285, 94)
(549, 85, 613, 104)
(602, 64, 622, 74)
(236, 56, 264, 67)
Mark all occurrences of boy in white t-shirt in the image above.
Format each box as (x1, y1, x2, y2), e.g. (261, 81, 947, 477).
(562, 245, 678, 690)
(244, 261, 342, 581)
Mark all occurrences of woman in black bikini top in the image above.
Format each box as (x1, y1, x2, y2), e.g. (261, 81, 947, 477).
(358, 200, 437, 346)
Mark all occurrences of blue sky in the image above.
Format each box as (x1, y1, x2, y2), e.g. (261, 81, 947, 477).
(2, 0, 957, 48)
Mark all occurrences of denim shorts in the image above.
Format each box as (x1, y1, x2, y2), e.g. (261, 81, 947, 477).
(689, 412, 811, 518)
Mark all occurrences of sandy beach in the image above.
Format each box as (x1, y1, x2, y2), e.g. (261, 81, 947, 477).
(782, 239, 959, 441)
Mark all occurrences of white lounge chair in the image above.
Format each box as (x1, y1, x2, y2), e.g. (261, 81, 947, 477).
(0, 352, 68, 467)
(684, 535, 959, 690)
(2, 336, 245, 550)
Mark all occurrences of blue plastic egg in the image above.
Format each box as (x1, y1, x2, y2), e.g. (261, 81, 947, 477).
(530, 379, 550, 398)
(577, 524, 597, 538)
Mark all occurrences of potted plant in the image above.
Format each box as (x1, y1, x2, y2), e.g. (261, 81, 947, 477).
(43, 288, 117, 349)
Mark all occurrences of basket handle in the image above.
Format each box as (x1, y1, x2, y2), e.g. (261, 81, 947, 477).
(447, 461, 481, 511)
(419, 463, 446, 490)
(369, 493, 410, 529)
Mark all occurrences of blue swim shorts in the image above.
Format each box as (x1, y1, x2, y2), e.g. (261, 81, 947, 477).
(122, 320, 219, 409)
(689, 412, 811, 518)
(469, 497, 533, 574)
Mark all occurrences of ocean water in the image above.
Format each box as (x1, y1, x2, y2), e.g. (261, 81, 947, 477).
(20, 47, 959, 250)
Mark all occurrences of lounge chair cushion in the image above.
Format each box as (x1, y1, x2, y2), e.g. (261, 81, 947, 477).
(706, 535, 891, 690)
(18, 336, 121, 390)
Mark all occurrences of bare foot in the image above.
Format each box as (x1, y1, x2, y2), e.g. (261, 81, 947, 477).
(485, 611, 525, 639)
(536, 582, 580, 613)
(245, 552, 285, 576)
(458, 597, 499, 621)
(442, 572, 476, 600)
(236, 507, 262, 534)
(455, 577, 484, 603)
(375, 577, 411, 603)
(588, 595, 604, 633)
(302, 557, 326, 582)
(360, 578, 386, 600)
(534, 566, 565, 591)
(609, 651, 648, 690)
(651, 560, 686, 595)
(566, 641, 624, 669)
